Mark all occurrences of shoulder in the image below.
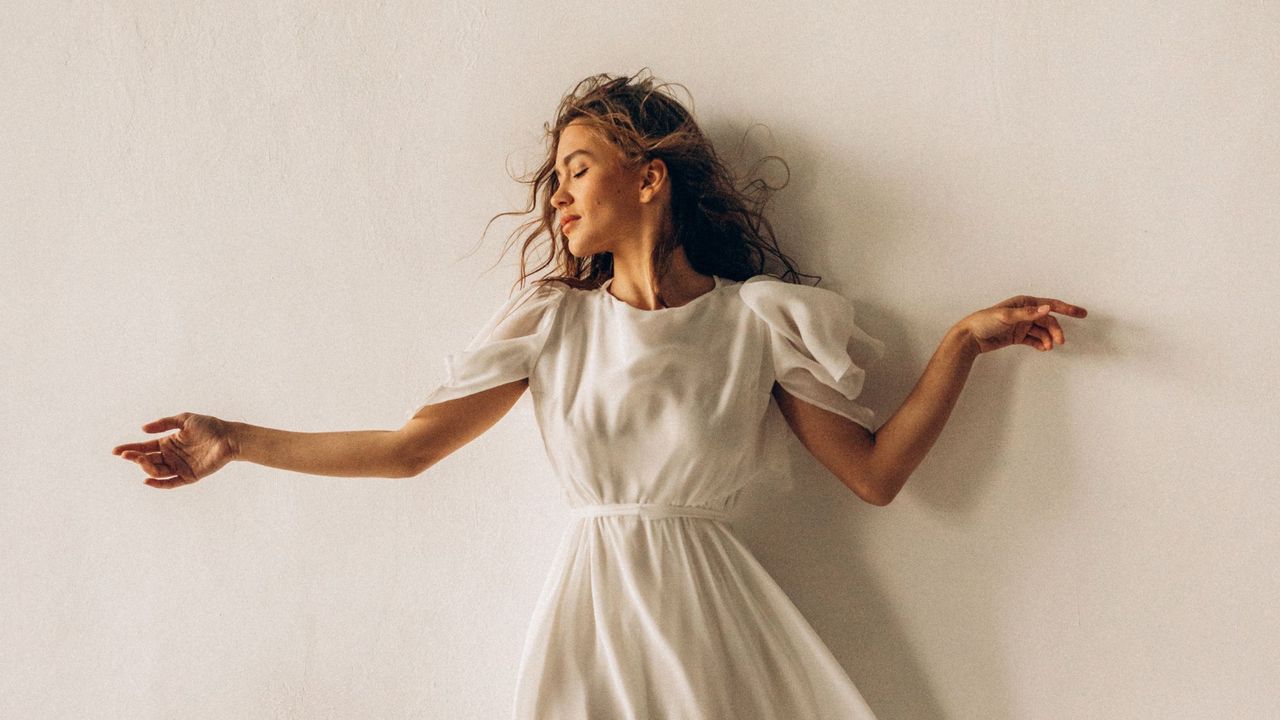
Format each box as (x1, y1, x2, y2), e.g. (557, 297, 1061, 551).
(502, 278, 572, 315)
(473, 278, 574, 342)
(736, 274, 858, 322)
(734, 273, 885, 364)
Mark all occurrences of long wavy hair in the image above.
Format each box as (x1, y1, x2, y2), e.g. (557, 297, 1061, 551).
(482, 68, 819, 296)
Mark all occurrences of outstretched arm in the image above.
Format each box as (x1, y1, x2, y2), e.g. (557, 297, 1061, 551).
(863, 324, 978, 504)
(774, 325, 974, 506)
(114, 379, 529, 488)
(234, 378, 530, 479)
(228, 424, 416, 480)
(777, 296, 1087, 506)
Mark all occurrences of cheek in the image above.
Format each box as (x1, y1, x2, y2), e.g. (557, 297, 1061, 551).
(590, 180, 624, 211)
(589, 187, 610, 211)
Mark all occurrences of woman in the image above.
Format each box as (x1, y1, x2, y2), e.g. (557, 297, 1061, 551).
(113, 69, 1086, 718)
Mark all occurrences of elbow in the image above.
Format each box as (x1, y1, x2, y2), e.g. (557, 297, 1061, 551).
(862, 488, 893, 507)
(857, 471, 902, 507)
(866, 490, 896, 507)
(875, 473, 908, 506)
(864, 444, 903, 506)
(395, 437, 444, 479)
(844, 473, 891, 507)
(847, 433, 897, 506)
(397, 456, 430, 479)
(403, 448, 449, 478)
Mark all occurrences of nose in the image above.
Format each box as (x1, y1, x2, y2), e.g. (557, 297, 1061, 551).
(551, 179, 570, 209)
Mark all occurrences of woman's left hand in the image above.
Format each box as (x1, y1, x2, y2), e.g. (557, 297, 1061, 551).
(956, 295, 1088, 356)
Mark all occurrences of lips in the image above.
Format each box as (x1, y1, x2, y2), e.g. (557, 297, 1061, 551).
(562, 215, 580, 229)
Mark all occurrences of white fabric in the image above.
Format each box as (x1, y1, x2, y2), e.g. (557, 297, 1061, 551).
(408, 274, 884, 719)
(404, 280, 566, 411)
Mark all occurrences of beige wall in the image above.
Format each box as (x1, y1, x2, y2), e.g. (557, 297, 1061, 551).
(3, 2, 1276, 718)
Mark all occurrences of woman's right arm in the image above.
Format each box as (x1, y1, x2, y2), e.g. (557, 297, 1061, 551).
(229, 423, 415, 479)
(114, 379, 529, 488)
(233, 377, 527, 479)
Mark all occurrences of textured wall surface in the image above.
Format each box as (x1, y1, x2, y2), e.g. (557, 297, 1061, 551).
(3, 2, 1277, 718)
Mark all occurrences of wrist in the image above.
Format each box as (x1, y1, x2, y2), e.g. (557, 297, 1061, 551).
(226, 420, 249, 462)
(946, 323, 981, 363)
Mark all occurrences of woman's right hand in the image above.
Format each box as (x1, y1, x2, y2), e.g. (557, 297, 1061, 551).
(112, 412, 238, 489)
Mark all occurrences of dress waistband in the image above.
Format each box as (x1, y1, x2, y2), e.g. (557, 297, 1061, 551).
(570, 502, 730, 522)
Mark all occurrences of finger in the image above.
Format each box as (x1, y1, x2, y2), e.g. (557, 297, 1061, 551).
(129, 451, 175, 480)
(1027, 326, 1052, 350)
(1044, 315, 1064, 345)
(1016, 310, 1047, 340)
(1003, 306, 1046, 340)
(141, 414, 190, 434)
(148, 454, 178, 478)
(113, 440, 161, 455)
(144, 475, 191, 489)
(1030, 298, 1088, 318)
(1009, 305, 1050, 324)
(1039, 315, 1065, 346)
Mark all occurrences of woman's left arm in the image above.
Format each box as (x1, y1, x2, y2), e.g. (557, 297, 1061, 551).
(778, 296, 1087, 506)
(868, 296, 1088, 505)
(861, 324, 979, 505)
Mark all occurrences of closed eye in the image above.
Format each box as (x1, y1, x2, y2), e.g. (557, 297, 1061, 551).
(553, 168, 587, 190)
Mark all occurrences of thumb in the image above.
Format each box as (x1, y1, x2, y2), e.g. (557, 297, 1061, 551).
(142, 413, 190, 433)
(1028, 304, 1049, 316)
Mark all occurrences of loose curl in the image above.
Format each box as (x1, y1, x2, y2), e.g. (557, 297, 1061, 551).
(482, 68, 820, 297)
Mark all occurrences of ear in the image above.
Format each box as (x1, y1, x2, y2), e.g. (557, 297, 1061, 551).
(637, 157, 669, 204)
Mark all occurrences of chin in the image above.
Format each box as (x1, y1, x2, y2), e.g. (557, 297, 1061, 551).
(568, 237, 604, 258)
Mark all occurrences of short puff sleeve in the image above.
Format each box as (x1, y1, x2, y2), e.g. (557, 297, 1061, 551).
(405, 281, 567, 419)
(740, 275, 886, 432)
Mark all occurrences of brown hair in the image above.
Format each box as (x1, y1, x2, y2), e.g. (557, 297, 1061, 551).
(482, 68, 819, 296)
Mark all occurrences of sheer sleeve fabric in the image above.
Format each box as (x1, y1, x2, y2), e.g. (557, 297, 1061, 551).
(404, 281, 567, 419)
(739, 275, 886, 432)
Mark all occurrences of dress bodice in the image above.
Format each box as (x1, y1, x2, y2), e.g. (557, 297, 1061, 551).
(406, 273, 886, 514)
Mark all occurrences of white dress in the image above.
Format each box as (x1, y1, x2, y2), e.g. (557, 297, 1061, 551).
(407, 273, 886, 719)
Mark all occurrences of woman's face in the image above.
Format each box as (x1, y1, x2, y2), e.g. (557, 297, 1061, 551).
(551, 120, 649, 258)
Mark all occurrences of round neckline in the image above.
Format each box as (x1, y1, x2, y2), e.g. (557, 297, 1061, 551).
(600, 275, 724, 314)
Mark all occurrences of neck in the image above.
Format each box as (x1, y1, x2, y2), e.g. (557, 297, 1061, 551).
(607, 246, 714, 310)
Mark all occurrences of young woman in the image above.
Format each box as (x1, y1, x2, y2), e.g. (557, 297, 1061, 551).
(113, 69, 1086, 718)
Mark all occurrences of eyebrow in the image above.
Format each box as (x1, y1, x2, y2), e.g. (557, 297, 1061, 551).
(554, 149, 594, 178)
